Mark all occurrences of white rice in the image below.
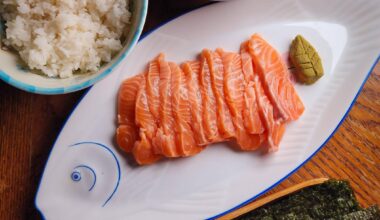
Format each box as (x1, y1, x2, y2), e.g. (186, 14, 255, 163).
(0, 0, 131, 78)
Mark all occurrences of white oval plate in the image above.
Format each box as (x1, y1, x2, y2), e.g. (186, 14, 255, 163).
(35, 0, 380, 219)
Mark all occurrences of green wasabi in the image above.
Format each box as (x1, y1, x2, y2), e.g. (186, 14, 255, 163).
(289, 35, 324, 85)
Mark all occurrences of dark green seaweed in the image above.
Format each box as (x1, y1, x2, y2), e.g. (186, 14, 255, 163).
(342, 206, 380, 220)
(234, 180, 378, 220)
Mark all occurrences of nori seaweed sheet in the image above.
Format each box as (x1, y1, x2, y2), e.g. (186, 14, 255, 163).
(342, 206, 380, 220)
(235, 180, 379, 220)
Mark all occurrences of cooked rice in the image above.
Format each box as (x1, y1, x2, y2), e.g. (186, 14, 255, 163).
(0, 0, 131, 78)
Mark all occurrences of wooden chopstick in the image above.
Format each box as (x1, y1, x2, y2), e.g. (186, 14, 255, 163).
(217, 178, 329, 220)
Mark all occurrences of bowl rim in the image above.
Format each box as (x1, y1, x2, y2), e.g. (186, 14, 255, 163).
(0, 0, 148, 95)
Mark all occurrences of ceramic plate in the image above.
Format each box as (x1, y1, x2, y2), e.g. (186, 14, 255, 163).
(35, 0, 380, 219)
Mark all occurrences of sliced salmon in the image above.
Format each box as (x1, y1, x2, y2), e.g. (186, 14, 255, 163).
(146, 55, 161, 119)
(217, 48, 262, 150)
(116, 34, 306, 165)
(145, 55, 163, 155)
(152, 55, 179, 157)
(199, 54, 223, 143)
(253, 76, 286, 152)
(203, 49, 235, 139)
(182, 61, 209, 146)
(116, 74, 143, 152)
(135, 74, 156, 139)
(240, 42, 265, 134)
(133, 131, 161, 165)
(170, 62, 203, 156)
(116, 125, 138, 153)
(248, 34, 304, 121)
(134, 74, 161, 164)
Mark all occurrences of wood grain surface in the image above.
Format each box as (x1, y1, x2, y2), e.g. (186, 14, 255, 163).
(0, 1, 379, 219)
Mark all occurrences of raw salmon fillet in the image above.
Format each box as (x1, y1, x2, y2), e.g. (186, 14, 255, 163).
(145, 54, 164, 155)
(133, 131, 161, 165)
(170, 62, 203, 156)
(152, 55, 179, 157)
(146, 55, 161, 120)
(203, 49, 235, 139)
(253, 77, 286, 152)
(199, 54, 223, 143)
(134, 74, 161, 164)
(248, 34, 304, 122)
(240, 42, 265, 134)
(116, 74, 143, 152)
(217, 48, 262, 150)
(116, 33, 305, 165)
(182, 61, 209, 146)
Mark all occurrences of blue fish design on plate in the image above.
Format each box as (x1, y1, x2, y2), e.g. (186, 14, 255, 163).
(68, 142, 120, 207)
(36, 142, 121, 217)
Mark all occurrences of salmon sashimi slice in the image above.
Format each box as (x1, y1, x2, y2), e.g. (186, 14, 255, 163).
(253, 76, 286, 152)
(217, 48, 262, 150)
(240, 42, 265, 134)
(248, 34, 304, 122)
(135, 74, 156, 139)
(152, 54, 179, 157)
(117, 74, 143, 152)
(134, 74, 162, 164)
(170, 62, 203, 156)
(182, 61, 209, 146)
(116, 125, 138, 153)
(145, 55, 163, 155)
(203, 49, 235, 139)
(133, 131, 161, 165)
(199, 54, 223, 143)
(146, 55, 161, 119)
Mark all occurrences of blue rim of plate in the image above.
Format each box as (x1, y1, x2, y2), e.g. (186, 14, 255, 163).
(0, 0, 148, 95)
(34, 1, 380, 219)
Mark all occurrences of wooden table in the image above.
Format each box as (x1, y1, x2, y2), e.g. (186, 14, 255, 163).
(0, 1, 379, 219)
